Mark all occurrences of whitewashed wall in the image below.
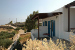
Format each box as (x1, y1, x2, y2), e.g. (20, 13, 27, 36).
(63, 7, 75, 30)
(42, 7, 64, 38)
(31, 26, 48, 39)
(31, 29, 38, 38)
(56, 7, 75, 40)
(31, 6, 75, 41)
(63, 7, 68, 31)
(70, 8, 75, 28)
(39, 26, 48, 37)
(62, 32, 75, 41)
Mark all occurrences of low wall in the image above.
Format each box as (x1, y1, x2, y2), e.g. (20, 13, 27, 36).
(39, 26, 48, 37)
(31, 33, 35, 40)
(31, 26, 75, 42)
(31, 29, 38, 38)
(60, 32, 75, 41)
(31, 26, 48, 39)
(7, 34, 20, 50)
(7, 40, 17, 50)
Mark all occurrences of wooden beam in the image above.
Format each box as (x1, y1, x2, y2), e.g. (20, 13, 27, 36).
(38, 16, 39, 39)
(68, 7, 70, 32)
(32, 16, 38, 20)
(65, 1, 75, 8)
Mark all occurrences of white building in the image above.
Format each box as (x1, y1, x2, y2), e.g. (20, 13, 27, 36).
(31, 1, 75, 41)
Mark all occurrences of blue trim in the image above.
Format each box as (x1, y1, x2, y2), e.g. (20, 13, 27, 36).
(51, 20, 53, 37)
(48, 21, 50, 37)
(53, 21, 55, 36)
(45, 21, 47, 26)
(43, 22, 44, 26)
(51, 20, 55, 37)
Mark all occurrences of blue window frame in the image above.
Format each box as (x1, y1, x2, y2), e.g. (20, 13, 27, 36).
(45, 21, 47, 26)
(43, 22, 44, 26)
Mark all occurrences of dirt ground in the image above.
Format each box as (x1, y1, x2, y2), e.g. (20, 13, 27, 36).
(19, 33, 31, 44)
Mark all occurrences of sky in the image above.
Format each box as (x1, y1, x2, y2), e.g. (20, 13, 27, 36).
(0, 0, 74, 25)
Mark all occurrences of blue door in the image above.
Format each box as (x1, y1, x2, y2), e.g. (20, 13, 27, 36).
(51, 20, 55, 37)
(48, 21, 50, 37)
(53, 20, 55, 36)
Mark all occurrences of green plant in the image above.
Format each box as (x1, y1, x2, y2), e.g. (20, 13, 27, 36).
(0, 31, 15, 39)
(0, 39, 13, 49)
(12, 30, 18, 34)
(24, 28, 27, 33)
(6, 27, 13, 29)
(25, 11, 38, 32)
(15, 27, 20, 30)
(18, 37, 23, 41)
(0, 31, 14, 49)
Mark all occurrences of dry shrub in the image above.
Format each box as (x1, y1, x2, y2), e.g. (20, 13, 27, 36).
(22, 33, 75, 50)
(69, 34, 75, 45)
(69, 33, 75, 50)
(23, 38, 70, 50)
(19, 33, 31, 44)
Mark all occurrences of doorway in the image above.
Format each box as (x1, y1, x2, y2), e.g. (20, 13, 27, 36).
(51, 20, 55, 37)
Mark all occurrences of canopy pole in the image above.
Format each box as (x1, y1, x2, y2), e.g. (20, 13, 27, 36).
(68, 7, 70, 32)
(38, 16, 39, 39)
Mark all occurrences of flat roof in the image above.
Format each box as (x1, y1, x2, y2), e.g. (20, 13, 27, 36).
(31, 12, 62, 20)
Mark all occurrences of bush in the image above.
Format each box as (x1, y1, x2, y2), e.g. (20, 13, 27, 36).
(18, 33, 31, 44)
(15, 27, 20, 30)
(23, 38, 75, 50)
(18, 37, 23, 41)
(69, 33, 75, 45)
(0, 31, 15, 39)
(0, 39, 13, 48)
(6, 27, 14, 29)
(21, 27, 24, 30)
(12, 30, 18, 34)
(24, 28, 27, 33)
(21, 27, 27, 33)
(0, 31, 14, 49)
(8, 27, 14, 29)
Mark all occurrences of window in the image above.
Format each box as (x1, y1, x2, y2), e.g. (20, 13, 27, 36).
(43, 21, 47, 26)
(43, 22, 44, 26)
(45, 21, 47, 26)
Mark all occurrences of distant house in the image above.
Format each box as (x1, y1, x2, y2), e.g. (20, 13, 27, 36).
(31, 1, 75, 41)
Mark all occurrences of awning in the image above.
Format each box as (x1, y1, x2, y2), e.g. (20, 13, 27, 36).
(31, 12, 62, 20)
(65, 1, 75, 8)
